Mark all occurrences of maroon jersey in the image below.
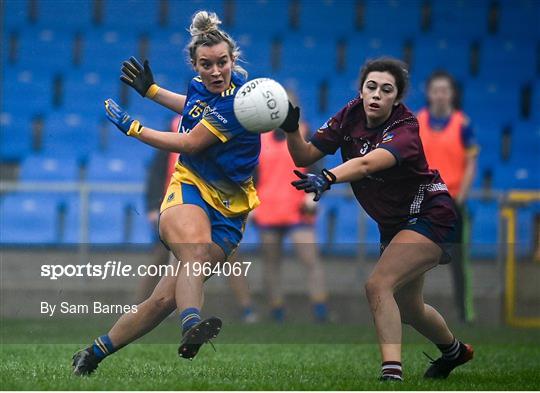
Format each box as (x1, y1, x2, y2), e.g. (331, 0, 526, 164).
(311, 98, 454, 228)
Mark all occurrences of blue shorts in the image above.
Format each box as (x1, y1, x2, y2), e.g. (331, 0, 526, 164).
(379, 216, 458, 264)
(160, 182, 247, 258)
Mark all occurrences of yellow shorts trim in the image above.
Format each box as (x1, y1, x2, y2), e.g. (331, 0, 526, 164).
(161, 163, 260, 217)
(160, 177, 185, 214)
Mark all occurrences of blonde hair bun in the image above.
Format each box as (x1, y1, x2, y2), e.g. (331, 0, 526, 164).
(189, 11, 222, 36)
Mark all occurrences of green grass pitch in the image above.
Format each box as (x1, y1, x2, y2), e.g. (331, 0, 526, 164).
(1, 319, 539, 390)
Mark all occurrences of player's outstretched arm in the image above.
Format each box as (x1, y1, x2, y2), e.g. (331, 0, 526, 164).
(150, 87, 187, 114)
(105, 99, 217, 154)
(291, 149, 396, 201)
(330, 148, 397, 183)
(280, 103, 325, 167)
(120, 56, 186, 114)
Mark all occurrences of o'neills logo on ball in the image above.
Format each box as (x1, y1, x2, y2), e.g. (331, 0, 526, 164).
(262, 90, 280, 120)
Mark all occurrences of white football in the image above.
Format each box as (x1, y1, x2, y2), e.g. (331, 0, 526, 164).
(233, 78, 289, 133)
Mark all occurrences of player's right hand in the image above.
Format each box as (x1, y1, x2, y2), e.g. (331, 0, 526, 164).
(279, 102, 300, 133)
(104, 98, 142, 137)
(291, 169, 336, 202)
(120, 56, 158, 98)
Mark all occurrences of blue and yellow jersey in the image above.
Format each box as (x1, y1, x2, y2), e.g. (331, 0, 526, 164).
(175, 72, 261, 217)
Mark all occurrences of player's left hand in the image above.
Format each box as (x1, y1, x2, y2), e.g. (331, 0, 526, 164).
(279, 102, 300, 133)
(291, 169, 336, 201)
(104, 98, 142, 137)
(120, 56, 157, 98)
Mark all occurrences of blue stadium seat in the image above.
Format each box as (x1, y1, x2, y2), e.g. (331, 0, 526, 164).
(315, 194, 334, 249)
(61, 193, 82, 244)
(3, 0, 29, 30)
(0, 193, 59, 244)
(87, 194, 127, 244)
(404, 74, 425, 113)
(493, 161, 540, 190)
(83, 30, 138, 74)
(35, 0, 93, 30)
(19, 154, 79, 182)
(86, 154, 146, 183)
(474, 119, 503, 176)
(120, 195, 153, 245)
(127, 94, 174, 129)
(332, 196, 360, 256)
(479, 38, 536, 84)
(516, 204, 540, 258)
(0, 113, 33, 162)
(41, 112, 99, 162)
(498, 0, 540, 39)
(62, 71, 118, 116)
(317, 195, 360, 256)
(2, 68, 52, 115)
(346, 33, 404, 78)
(327, 74, 358, 114)
(1, 31, 12, 66)
(128, 210, 155, 245)
(412, 36, 470, 82)
(363, 0, 422, 37)
(511, 121, 540, 164)
(430, 0, 489, 39)
(298, 0, 356, 38)
(230, 0, 288, 38)
(462, 80, 520, 124)
(62, 193, 134, 244)
(101, 0, 159, 31)
(530, 80, 540, 123)
(146, 31, 187, 77)
(468, 199, 499, 260)
(362, 213, 380, 258)
(236, 33, 273, 76)
(17, 28, 74, 72)
(99, 122, 156, 164)
(273, 77, 319, 122)
(281, 34, 336, 79)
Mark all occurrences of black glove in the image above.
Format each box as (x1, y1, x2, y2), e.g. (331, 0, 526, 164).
(291, 168, 336, 201)
(120, 56, 156, 97)
(279, 102, 300, 133)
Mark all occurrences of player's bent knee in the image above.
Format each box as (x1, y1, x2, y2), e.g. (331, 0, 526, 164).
(364, 277, 392, 301)
(184, 244, 212, 264)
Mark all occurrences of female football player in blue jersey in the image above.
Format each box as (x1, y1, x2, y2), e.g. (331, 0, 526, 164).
(73, 11, 263, 375)
(282, 58, 474, 382)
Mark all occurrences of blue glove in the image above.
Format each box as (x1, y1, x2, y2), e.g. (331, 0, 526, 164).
(104, 98, 142, 136)
(291, 169, 336, 201)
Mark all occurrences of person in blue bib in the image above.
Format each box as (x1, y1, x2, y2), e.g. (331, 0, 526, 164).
(73, 11, 262, 375)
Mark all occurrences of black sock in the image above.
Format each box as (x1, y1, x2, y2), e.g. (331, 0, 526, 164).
(437, 338, 463, 361)
(381, 361, 403, 380)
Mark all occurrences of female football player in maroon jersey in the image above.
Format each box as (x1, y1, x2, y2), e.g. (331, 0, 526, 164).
(280, 57, 474, 381)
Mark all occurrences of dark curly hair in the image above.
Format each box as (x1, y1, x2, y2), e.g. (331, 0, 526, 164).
(359, 57, 409, 101)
